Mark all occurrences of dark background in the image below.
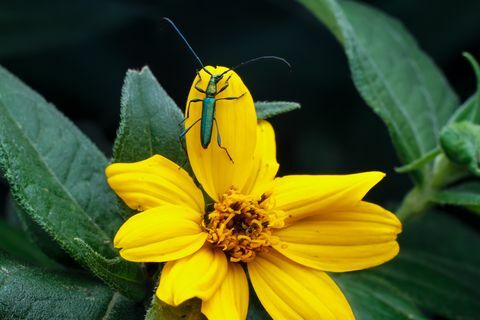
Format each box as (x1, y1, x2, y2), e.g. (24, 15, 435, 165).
(1, 0, 479, 210)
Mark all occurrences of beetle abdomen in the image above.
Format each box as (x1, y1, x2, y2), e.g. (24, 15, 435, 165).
(201, 98, 216, 148)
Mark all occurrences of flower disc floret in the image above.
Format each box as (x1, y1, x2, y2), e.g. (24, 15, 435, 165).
(202, 187, 283, 263)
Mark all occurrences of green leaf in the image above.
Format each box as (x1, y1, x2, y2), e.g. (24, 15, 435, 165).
(298, 0, 459, 185)
(332, 273, 426, 320)
(0, 65, 145, 300)
(0, 251, 143, 320)
(73, 238, 147, 301)
(463, 54, 480, 121)
(145, 296, 205, 320)
(373, 251, 480, 319)
(7, 194, 74, 266)
(448, 54, 480, 124)
(449, 94, 479, 124)
(113, 66, 187, 166)
(464, 204, 480, 214)
(0, 218, 59, 269)
(394, 147, 441, 173)
(432, 180, 480, 208)
(401, 210, 480, 264)
(440, 121, 480, 176)
(254, 101, 301, 119)
(366, 211, 480, 319)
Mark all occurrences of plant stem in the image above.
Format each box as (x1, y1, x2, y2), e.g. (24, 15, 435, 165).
(396, 187, 431, 221)
(396, 155, 469, 222)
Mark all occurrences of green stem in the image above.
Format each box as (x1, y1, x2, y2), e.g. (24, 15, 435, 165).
(397, 155, 469, 222)
(431, 154, 469, 188)
(396, 187, 431, 221)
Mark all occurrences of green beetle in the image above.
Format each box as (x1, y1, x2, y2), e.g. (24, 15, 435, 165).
(163, 18, 289, 162)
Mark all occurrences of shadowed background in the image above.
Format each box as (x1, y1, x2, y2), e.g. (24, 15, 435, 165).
(1, 0, 479, 211)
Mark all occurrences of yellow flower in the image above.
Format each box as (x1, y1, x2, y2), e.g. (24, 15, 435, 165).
(106, 66, 402, 320)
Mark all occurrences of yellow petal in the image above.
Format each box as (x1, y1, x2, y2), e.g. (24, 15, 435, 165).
(273, 201, 401, 272)
(201, 262, 249, 320)
(185, 66, 257, 201)
(271, 171, 385, 223)
(114, 205, 207, 262)
(106, 154, 204, 212)
(242, 120, 279, 198)
(157, 246, 228, 306)
(248, 251, 354, 320)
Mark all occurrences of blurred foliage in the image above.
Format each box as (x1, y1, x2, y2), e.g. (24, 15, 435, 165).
(1, 0, 480, 319)
(0, 251, 144, 319)
(0, 0, 479, 204)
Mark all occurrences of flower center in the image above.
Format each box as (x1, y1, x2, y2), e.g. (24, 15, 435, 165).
(202, 187, 283, 263)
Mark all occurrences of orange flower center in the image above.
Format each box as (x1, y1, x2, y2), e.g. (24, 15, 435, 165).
(202, 187, 282, 263)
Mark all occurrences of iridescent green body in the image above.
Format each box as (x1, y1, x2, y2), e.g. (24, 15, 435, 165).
(200, 97, 216, 148)
(199, 74, 223, 148)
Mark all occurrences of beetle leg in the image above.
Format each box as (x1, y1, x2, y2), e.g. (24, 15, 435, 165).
(216, 74, 233, 95)
(177, 118, 202, 169)
(194, 71, 206, 94)
(201, 66, 213, 76)
(178, 117, 188, 127)
(215, 92, 247, 101)
(179, 118, 201, 138)
(186, 98, 203, 118)
(213, 117, 234, 163)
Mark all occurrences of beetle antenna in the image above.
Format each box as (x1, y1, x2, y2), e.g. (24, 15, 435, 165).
(221, 56, 291, 76)
(161, 17, 204, 68)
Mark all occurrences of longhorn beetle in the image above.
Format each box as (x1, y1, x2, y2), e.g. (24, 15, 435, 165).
(162, 18, 290, 162)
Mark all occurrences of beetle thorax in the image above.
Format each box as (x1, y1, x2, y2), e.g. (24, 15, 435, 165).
(205, 75, 222, 96)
